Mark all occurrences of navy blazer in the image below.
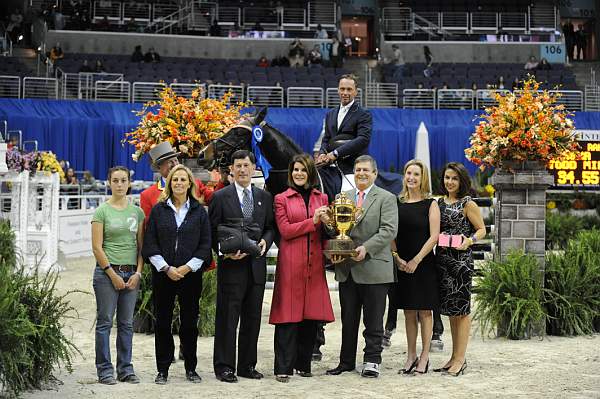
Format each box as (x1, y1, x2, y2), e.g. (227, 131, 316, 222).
(208, 184, 275, 285)
(142, 196, 212, 270)
(320, 101, 372, 174)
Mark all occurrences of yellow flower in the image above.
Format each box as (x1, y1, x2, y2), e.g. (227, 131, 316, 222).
(546, 201, 556, 210)
(484, 184, 495, 197)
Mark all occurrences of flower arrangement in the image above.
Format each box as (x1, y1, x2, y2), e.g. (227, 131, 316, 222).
(465, 78, 579, 170)
(6, 147, 65, 182)
(123, 87, 247, 161)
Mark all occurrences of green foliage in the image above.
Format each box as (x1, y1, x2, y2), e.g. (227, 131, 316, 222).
(473, 250, 547, 339)
(198, 269, 217, 337)
(0, 220, 79, 398)
(545, 230, 600, 335)
(545, 212, 584, 249)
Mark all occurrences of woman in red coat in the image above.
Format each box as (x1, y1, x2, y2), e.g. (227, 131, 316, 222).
(270, 153, 335, 383)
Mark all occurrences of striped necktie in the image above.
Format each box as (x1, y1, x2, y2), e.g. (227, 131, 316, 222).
(242, 188, 253, 219)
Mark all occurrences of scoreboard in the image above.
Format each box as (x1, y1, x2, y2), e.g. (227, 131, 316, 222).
(547, 130, 600, 189)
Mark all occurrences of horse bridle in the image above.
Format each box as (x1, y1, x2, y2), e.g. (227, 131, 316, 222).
(209, 120, 267, 169)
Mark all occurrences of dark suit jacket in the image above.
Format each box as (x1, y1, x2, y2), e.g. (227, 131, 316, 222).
(208, 184, 275, 285)
(319, 101, 372, 174)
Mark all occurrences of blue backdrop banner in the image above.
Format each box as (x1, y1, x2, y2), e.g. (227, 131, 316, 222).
(1, 99, 599, 181)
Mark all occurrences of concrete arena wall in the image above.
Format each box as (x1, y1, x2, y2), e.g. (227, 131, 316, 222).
(47, 30, 552, 63)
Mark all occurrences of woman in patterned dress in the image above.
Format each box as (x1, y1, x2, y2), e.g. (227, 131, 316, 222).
(434, 162, 485, 376)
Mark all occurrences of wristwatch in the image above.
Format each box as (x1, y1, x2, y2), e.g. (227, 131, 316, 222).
(332, 149, 339, 158)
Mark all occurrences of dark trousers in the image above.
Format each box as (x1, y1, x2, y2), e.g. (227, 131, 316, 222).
(152, 270, 202, 374)
(339, 274, 389, 367)
(274, 320, 317, 375)
(213, 264, 265, 374)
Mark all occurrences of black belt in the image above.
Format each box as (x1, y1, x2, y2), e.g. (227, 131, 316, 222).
(111, 264, 136, 273)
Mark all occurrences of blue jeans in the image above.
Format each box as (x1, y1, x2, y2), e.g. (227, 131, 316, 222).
(93, 265, 138, 379)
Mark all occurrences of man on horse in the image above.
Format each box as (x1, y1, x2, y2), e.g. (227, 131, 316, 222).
(315, 74, 372, 200)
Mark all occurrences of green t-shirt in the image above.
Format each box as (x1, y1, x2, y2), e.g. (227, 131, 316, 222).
(92, 202, 145, 266)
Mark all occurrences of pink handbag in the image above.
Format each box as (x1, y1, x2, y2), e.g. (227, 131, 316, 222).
(438, 234, 463, 248)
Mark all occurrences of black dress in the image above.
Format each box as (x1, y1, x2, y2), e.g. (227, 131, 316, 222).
(437, 196, 476, 316)
(393, 198, 438, 310)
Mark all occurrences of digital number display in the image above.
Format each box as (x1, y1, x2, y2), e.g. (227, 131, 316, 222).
(548, 141, 600, 189)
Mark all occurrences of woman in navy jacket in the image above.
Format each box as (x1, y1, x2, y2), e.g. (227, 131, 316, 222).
(142, 164, 212, 385)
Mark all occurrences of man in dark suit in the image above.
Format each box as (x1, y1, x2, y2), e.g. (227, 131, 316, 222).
(316, 74, 372, 197)
(209, 150, 275, 383)
(326, 155, 398, 378)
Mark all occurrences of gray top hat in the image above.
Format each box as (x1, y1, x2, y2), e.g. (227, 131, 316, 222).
(148, 142, 180, 166)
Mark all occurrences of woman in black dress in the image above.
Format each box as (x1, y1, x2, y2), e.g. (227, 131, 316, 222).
(434, 162, 485, 376)
(392, 159, 440, 375)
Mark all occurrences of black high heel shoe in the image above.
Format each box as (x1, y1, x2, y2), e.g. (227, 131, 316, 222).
(414, 360, 429, 375)
(433, 365, 450, 372)
(447, 361, 467, 377)
(398, 357, 419, 374)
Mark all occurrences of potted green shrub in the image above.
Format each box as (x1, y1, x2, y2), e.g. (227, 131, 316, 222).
(473, 250, 547, 339)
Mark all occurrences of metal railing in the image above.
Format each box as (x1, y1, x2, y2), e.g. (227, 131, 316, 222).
(441, 12, 468, 32)
(95, 80, 131, 102)
(153, 3, 179, 22)
(58, 71, 124, 100)
(326, 88, 363, 108)
(242, 7, 277, 26)
(585, 85, 600, 111)
(170, 83, 206, 98)
(217, 6, 240, 25)
(475, 89, 509, 109)
(207, 84, 244, 103)
(93, 0, 122, 21)
(470, 12, 497, 31)
(132, 81, 167, 103)
(382, 7, 412, 35)
(365, 83, 398, 108)
(282, 8, 306, 27)
(402, 89, 436, 109)
(499, 12, 527, 31)
(188, 1, 214, 32)
(246, 86, 284, 107)
(0, 76, 21, 98)
(22, 77, 58, 99)
(286, 87, 323, 107)
(307, 1, 336, 27)
(529, 3, 557, 31)
(550, 90, 583, 111)
(437, 89, 474, 109)
(122, 2, 151, 22)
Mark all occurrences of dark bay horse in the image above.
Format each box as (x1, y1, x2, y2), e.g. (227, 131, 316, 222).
(199, 108, 403, 199)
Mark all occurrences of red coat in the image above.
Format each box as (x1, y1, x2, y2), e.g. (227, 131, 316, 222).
(269, 188, 335, 325)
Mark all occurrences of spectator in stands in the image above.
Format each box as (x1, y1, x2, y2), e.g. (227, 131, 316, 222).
(257, 55, 270, 68)
(252, 21, 264, 32)
(82, 170, 99, 192)
(392, 45, 405, 81)
(131, 45, 144, 63)
(66, 168, 79, 185)
(524, 56, 538, 71)
(209, 20, 221, 37)
(229, 22, 241, 38)
(538, 58, 551, 70)
(79, 59, 93, 73)
(315, 24, 328, 39)
(53, 8, 66, 30)
(575, 24, 587, 61)
(50, 43, 64, 63)
(562, 19, 575, 62)
(275, 1, 284, 27)
(496, 76, 505, 90)
(511, 78, 520, 90)
(145, 48, 161, 63)
(423, 46, 433, 67)
(7, 9, 23, 43)
(95, 60, 106, 73)
(98, 16, 110, 31)
(329, 36, 344, 68)
(127, 17, 138, 33)
(288, 38, 306, 67)
(307, 45, 322, 65)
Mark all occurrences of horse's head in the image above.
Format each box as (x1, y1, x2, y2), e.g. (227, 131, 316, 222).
(198, 108, 267, 170)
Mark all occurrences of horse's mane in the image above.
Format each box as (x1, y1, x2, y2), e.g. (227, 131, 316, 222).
(263, 122, 303, 157)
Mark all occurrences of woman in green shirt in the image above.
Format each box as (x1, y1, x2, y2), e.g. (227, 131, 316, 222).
(91, 166, 145, 385)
